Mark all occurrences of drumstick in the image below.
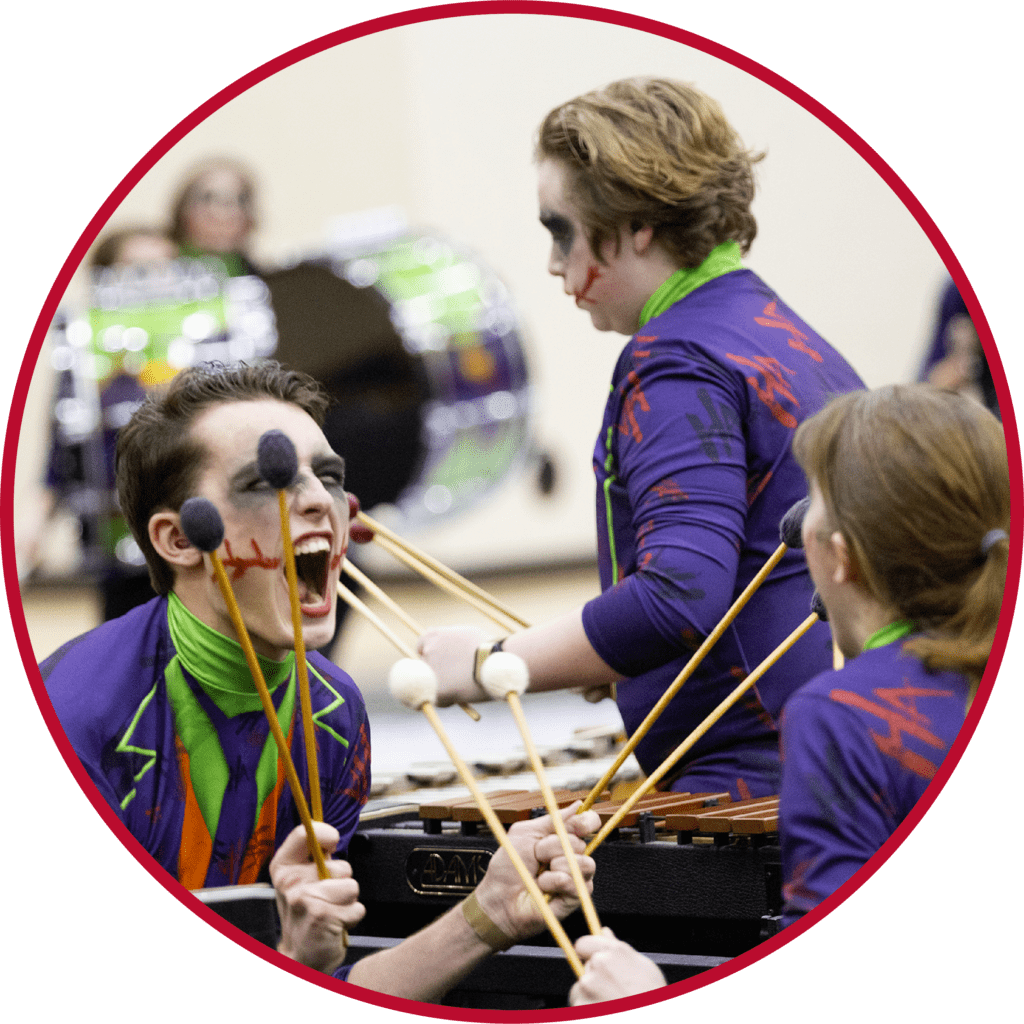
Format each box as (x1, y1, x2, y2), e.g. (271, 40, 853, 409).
(578, 496, 811, 813)
(477, 651, 602, 936)
(372, 532, 527, 633)
(584, 597, 823, 856)
(336, 579, 481, 723)
(355, 507, 531, 630)
(388, 658, 585, 977)
(179, 497, 332, 882)
(257, 430, 322, 821)
(343, 558, 423, 636)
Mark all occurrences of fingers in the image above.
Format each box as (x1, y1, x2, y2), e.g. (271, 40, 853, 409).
(270, 821, 340, 872)
(569, 931, 667, 1004)
(563, 802, 601, 838)
(277, 875, 366, 931)
(509, 801, 599, 844)
(535, 853, 596, 898)
(575, 927, 619, 961)
(416, 626, 491, 706)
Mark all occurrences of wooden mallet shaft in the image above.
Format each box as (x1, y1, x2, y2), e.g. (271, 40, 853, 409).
(209, 551, 331, 881)
(371, 533, 526, 633)
(343, 558, 424, 636)
(585, 609, 820, 856)
(336, 580, 481, 723)
(357, 510, 531, 630)
(578, 541, 790, 814)
(504, 690, 602, 936)
(277, 489, 323, 821)
(417, 700, 584, 977)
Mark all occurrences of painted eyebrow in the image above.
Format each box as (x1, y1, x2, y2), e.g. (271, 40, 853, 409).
(228, 460, 262, 489)
(311, 453, 346, 481)
(539, 212, 572, 231)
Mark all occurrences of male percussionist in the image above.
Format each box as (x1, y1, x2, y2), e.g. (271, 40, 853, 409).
(41, 360, 599, 998)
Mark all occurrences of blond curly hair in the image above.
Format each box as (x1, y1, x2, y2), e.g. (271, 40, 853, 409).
(535, 77, 765, 268)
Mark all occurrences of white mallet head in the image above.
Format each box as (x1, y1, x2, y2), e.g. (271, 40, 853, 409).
(478, 650, 530, 700)
(388, 658, 439, 710)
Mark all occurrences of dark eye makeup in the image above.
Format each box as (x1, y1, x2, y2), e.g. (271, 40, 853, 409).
(540, 212, 575, 258)
(312, 454, 346, 490)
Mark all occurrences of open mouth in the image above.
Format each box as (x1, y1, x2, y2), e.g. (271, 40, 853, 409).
(292, 536, 331, 608)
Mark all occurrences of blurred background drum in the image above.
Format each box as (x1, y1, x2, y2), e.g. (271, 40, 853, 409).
(36, 209, 534, 609)
(264, 207, 532, 527)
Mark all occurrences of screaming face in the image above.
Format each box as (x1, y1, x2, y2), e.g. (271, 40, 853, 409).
(177, 398, 349, 660)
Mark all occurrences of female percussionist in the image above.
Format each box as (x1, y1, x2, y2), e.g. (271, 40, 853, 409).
(567, 382, 1010, 1004)
(419, 76, 865, 799)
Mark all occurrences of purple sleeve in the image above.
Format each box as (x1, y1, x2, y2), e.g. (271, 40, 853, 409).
(583, 350, 748, 677)
(778, 687, 898, 926)
(318, 706, 371, 859)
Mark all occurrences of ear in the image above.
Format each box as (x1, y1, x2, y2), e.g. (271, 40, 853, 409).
(149, 510, 205, 571)
(830, 531, 858, 584)
(630, 223, 655, 255)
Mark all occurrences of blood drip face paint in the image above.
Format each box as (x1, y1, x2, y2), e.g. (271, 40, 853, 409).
(575, 263, 603, 305)
(182, 399, 349, 659)
(537, 158, 651, 335)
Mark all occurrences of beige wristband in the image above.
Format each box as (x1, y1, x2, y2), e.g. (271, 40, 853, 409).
(461, 891, 515, 951)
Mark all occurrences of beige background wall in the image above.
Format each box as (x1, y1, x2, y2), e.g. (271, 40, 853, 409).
(15, 14, 949, 578)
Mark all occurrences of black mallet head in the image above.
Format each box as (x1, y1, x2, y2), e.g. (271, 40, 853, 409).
(257, 429, 299, 490)
(779, 496, 811, 548)
(810, 591, 828, 621)
(179, 497, 225, 553)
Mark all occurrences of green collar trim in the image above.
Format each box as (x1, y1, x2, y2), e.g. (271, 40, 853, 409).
(863, 619, 915, 651)
(639, 240, 744, 327)
(164, 655, 297, 840)
(166, 592, 295, 717)
(178, 242, 248, 278)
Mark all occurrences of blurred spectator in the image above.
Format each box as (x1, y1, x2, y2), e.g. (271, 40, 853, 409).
(23, 227, 181, 618)
(169, 157, 260, 277)
(918, 276, 999, 417)
(92, 225, 178, 269)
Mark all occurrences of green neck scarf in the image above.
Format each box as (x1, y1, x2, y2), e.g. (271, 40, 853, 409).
(165, 593, 298, 844)
(166, 592, 294, 716)
(178, 242, 249, 279)
(639, 240, 744, 327)
(862, 619, 915, 652)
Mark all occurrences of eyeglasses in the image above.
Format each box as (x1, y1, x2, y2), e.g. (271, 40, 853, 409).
(190, 188, 252, 211)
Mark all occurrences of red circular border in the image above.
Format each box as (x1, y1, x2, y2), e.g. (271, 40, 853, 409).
(2, 3, 1020, 1021)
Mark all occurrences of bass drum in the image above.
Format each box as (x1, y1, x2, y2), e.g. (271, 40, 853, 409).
(262, 209, 532, 526)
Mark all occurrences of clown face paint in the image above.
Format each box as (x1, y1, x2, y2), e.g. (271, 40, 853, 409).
(183, 398, 349, 660)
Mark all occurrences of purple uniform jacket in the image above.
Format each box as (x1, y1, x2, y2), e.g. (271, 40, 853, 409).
(41, 596, 370, 889)
(779, 638, 970, 925)
(583, 268, 864, 797)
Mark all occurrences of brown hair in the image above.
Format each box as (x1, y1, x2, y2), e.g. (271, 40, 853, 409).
(90, 226, 176, 269)
(535, 77, 765, 268)
(169, 157, 258, 249)
(115, 361, 329, 595)
(793, 384, 1010, 685)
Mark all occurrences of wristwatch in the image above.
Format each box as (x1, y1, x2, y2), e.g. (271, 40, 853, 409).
(473, 638, 506, 684)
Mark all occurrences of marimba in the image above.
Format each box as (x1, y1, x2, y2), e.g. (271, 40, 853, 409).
(200, 732, 783, 1010)
(344, 741, 783, 1009)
